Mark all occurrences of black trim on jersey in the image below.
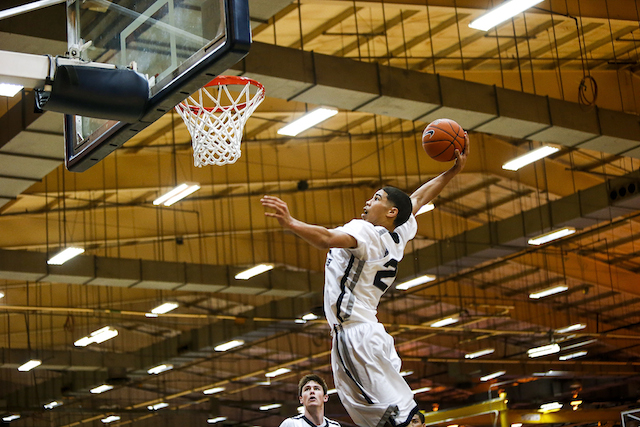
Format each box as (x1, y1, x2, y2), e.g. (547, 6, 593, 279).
(391, 404, 420, 427)
(335, 326, 374, 404)
(389, 231, 400, 244)
(336, 255, 355, 323)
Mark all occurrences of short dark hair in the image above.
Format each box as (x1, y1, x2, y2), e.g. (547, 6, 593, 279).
(382, 186, 412, 227)
(416, 411, 425, 424)
(298, 374, 328, 396)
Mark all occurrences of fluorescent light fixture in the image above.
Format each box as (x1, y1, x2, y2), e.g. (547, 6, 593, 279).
(44, 401, 62, 409)
(327, 388, 338, 395)
(90, 384, 114, 394)
(265, 367, 291, 378)
(465, 348, 495, 359)
(151, 302, 179, 314)
(295, 319, 307, 324)
(571, 400, 582, 407)
(0, 82, 24, 97)
(145, 313, 158, 318)
(0, 291, 4, 298)
(559, 350, 587, 361)
(147, 402, 169, 411)
(208, 417, 227, 424)
(214, 339, 244, 352)
(204, 386, 225, 395)
(529, 285, 568, 299)
(511, 424, 523, 427)
(18, 359, 41, 372)
(47, 247, 84, 265)
(469, 0, 544, 31)
(416, 202, 435, 216)
(2, 415, 20, 422)
(528, 227, 576, 246)
(480, 371, 506, 382)
(527, 343, 560, 358)
(259, 403, 282, 411)
(562, 339, 597, 351)
(555, 323, 586, 334)
(297, 406, 304, 414)
(147, 364, 173, 375)
(74, 326, 118, 347)
(533, 370, 567, 377)
(540, 402, 563, 412)
(153, 183, 200, 206)
(101, 415, 121, 424)
(302, 313, 319, 321)
(235, 264, 274, 280)
(400, 370, 414, 377)
(396, 274, 436, 291)
(430, 317, 458, 328)
(277, 107, 339, 136)
(412, 386, 432, 394)
(502, 145, 559, 171)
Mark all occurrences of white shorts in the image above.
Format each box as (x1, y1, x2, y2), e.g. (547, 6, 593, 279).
(331, 322, 418, 427)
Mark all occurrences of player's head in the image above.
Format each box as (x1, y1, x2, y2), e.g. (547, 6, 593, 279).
(298, 374, 328, 397)
(409, 411, 425, 427)
(382, 186, 412, 227)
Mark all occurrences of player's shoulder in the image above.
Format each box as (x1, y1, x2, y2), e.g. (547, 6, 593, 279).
(326, 418, 341, 427)
(280, 415, 304, 427)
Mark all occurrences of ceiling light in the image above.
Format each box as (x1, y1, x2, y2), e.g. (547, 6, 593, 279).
(527, 343, 560, 358)
(559, 351, 587, 361)
(18, 359, 41, 372)
(528, 227, 576, 245)
(480, 370, 506, 382)
(539, 402, 562, 412)
(571, 400, 582, 409)
(295, 318, 307, 324)
(265, 367, 291, 378)
(277, 107, 338, 136)
(0, 291, 4, 298)
(555, 323, 586, 334)
(147, 402, 169, 411)
(400, 370, 413, 377)
(465, 348, 495, 359)
(47, 247, 84, 265)
(207, 417, 227, 424)
(147, 364, 173, 375)
(502, 145, 559, 171)
(153, 183, 200, 206)
(430, 317, 458, 328)
(74, 326, 118, 347)
(2, 415, 20, 422)
(511, 424, 523, 427)
(469, 0, 544, 31)
(151, 302, 179, 314)
(396, 274, 436, 291)
(235, 264, 274, 280)
(0, 82, 24, 97)
(259, 403, 282, 411)
(302, 313, 318, 321)
(214, 339, 244, 352)
(416, 203, 435, 215)
(412, 386, 432, 394)
(529, 285, 568, 299)
(562, 339, 597, 351)
(327, 388, 338, 395)
(203, 386, 225, 395)
(101, 415, 121, 424)
(90, 384, 114, 394)
(297, 406, 304, 414)
(44, 401, 62, 410)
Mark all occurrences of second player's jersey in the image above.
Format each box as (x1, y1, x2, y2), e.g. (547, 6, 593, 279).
(279, 414, 341, 427)
(323, 215, 417, 326)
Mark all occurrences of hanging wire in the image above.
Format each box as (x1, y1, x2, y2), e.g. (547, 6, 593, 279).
(452, 0, 466, 79)
(521, 11, 537, 94)
(424, 0, 438, 74)
(511, 18, 525, 92)
(603, 0, 625, 111)
(574, 0, 598, 109)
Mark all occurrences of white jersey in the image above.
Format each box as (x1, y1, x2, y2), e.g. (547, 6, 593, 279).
(323, 215, 417, 327)
(279, 414, 341, 427)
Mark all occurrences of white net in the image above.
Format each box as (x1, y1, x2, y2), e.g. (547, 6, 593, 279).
(175, 76, 265, 167)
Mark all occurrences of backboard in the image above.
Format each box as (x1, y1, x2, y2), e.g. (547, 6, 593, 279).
(64, 0, 251, 172)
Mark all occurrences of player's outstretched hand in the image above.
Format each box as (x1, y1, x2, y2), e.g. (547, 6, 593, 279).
(261, 195, 294, 229)
(452, 131, 469, 174)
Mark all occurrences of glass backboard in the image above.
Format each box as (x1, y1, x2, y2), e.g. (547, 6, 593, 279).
(64, 0, 251, 172)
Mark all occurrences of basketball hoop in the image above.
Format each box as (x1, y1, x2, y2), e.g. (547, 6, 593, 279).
(175, 76, 265, 167)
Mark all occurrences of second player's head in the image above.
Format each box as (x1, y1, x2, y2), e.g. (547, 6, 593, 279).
(298, 374, 328, 397)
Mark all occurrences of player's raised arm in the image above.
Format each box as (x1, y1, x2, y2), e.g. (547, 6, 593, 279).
(261, 195, 357, 250)
(410, 132, 469, 215)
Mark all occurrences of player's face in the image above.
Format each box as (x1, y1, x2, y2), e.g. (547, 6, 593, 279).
(299, 380, 328, 409)
(409, 413, 424, 427)
(361, 190, 394, 226)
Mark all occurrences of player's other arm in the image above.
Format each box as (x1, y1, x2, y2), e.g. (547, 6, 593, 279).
(410, 132, 469, 215)
(261, 195, 357, 250)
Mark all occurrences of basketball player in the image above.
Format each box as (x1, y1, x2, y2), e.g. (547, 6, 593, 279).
(279, 374, 341, 427)
(409, 411, 426, 427)
(262, 134, 469, 427)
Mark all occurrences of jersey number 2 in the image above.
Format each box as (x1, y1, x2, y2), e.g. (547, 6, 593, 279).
(373, 259, 398, 292)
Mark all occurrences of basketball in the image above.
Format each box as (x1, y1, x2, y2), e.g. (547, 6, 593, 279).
(422, 119, 465, 162)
